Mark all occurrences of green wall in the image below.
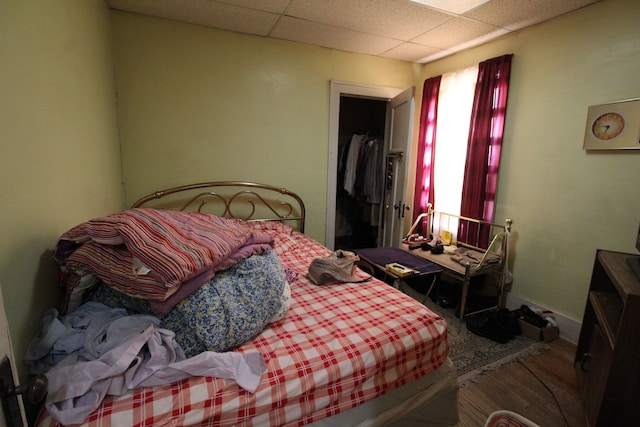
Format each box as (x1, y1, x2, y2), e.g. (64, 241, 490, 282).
(111, 12, 422, 242)
(421, 0, 640, 320)
(0, 0, 123, 382)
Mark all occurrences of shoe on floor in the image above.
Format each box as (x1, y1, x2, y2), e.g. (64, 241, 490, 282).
(495, 308, 522, 336)
(520, 305, 547, 328)
(466, 313, 512, 344)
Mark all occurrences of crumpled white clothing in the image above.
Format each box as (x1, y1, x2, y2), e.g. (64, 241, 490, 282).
(45, 324, 266, 426)
(24, 303, 160, 375)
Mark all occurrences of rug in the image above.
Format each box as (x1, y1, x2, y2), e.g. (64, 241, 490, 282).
(401, 285, 549, 386)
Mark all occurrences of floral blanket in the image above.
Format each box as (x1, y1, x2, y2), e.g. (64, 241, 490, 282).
(89, 250, 288, 357)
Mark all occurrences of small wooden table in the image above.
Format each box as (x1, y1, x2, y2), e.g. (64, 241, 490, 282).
(354, 247, 442, 302)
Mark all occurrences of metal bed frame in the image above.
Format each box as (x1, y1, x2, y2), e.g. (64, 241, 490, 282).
(132, 181, 306, 232)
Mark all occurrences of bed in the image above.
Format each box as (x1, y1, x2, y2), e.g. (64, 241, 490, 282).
(403, 203, 513, 321)
(31, 182, 458, 427)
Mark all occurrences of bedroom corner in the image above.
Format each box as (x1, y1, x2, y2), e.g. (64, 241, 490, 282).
(0, 0, 124, 401)
(419, 0, 640, 338)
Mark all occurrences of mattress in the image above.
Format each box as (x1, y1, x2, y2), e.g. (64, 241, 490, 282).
(35, 221, 451, 426)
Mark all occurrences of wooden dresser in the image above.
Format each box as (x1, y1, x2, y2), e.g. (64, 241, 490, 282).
(574, 249, 640, 426)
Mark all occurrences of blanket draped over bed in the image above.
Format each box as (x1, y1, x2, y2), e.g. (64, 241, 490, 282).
(30, 209, 292, 424)
(54, 208, 275, 305)
(34, 206, 450, 427)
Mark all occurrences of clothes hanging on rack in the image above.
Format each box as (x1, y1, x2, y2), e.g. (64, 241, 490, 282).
(361, 138, 382, 205)
(342, 134, 383, 204)
(343, 134, 366, 196)
(336, 133, 384, 248)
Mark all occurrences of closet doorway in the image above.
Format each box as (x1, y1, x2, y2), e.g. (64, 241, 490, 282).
(326, 81, 414, 251)
(335, 96, 386, 249)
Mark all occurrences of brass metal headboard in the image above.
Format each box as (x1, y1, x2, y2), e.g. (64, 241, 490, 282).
(131, 181, 306, 233)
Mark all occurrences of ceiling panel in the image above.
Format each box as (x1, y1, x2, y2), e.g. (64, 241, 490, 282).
(107, 0, 601, 63)
(413, 17, 504, 49)
(271, 16, 403, 56)
(381, 42, 442, 62)
(219, 0, 291, 15)
(464, 0, 599, 30)
(285, 0, 453, 41)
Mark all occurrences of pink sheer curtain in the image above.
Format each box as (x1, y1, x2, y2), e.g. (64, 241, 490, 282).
(412, 76, 441, 235)
(459, 54, 513, 247)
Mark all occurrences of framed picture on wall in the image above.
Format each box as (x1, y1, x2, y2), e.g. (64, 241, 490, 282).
(583, 99, 640, 150)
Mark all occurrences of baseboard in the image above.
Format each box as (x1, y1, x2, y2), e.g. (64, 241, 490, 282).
(504, 293, 582, 345)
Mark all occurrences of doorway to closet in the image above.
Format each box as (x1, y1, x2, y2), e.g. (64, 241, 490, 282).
(334, 96, 386, 249)
(326, 81, 414, 251)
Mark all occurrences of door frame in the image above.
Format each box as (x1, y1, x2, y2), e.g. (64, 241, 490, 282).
(381, 87, 415, 248)
(0, 282, 27, 426)
(326, 81, 404, 250)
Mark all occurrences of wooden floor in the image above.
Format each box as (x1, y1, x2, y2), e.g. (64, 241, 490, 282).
(457, 338, 587, 427)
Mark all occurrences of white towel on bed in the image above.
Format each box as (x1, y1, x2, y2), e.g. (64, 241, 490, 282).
(44, 324, 266, 425)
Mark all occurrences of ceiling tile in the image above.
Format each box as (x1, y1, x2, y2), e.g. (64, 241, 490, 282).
(286, 0, 453, 41)
(216, 0, 291, 14)
(192, 2, 279, 35)
(413, 17, 503, 49)
(107, 0, 602, 63)
(108, 0, 279, 35)
(409, 0, 491, 15)
(271, 16, 402, 56)
(464, 0, 599, 30)
(381, 42, 443, 62)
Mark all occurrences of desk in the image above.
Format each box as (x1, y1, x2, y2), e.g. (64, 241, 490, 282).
(355, 247, 442, 302)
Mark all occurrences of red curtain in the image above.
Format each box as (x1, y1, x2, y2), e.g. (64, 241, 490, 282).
(411, 76, 441, 235)
(459, 54, 513, 247)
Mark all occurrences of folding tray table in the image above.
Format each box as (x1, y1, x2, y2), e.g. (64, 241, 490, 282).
(355, 247, 442, 301)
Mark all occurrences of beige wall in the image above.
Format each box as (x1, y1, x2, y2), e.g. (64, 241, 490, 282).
(0, 0, 123, 382)
(111, 12, 422, 241)
(421, 0, 640, 320)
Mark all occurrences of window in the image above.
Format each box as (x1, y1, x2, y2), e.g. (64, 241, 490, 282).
(412, 54, 513, 245)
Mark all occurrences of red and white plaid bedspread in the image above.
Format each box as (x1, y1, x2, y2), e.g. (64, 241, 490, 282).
(36, 222, 449, 427)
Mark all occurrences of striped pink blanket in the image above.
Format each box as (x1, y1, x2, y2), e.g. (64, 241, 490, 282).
(55, 209, 272, 303)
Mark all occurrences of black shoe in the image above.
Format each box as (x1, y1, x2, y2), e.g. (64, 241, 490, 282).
(466, 313, 512, 344)
(520, 305, 547, 328)
(495, 308, 522, 336)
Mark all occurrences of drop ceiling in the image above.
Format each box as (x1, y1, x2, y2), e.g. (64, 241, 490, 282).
(107, 0, 599, 64)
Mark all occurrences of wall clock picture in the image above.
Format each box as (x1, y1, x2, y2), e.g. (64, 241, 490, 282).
(583, 98, 640, 150)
